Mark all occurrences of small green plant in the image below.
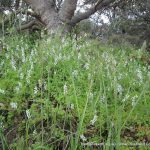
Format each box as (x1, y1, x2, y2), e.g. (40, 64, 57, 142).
(0, 34, 150, 150)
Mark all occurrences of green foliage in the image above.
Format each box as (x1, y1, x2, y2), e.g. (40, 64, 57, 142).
(0, 0, 12, 7)
(106, 0, 150, 47)
(0, 35, 150, 149)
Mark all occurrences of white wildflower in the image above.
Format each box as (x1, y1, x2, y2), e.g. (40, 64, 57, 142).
(124, 60, 128, 66)
(21, 48, 26, 63)
(26, 69, 31, 84)
(58, 53, 62, 60)
(61, 37, 65, 43)
(80, 134, 87, 142)
(10, 102, 18, 109)
(20, 72, 24, 80)
(116, 84, 123, 95)
(100, 95, 106, 103)
(33, 129, 37, 135)
(0, 89, 5, 94)
(72, 70, 78, 77)
(102, 52, 109, 61)
(132, 99, 136, 107)
(112, 59, 117, 66)
(90, 114, 98, 125)
(63, 83, 68, 95)
(88, 73, 91, 80)
(43, 81, 47, 90)
(26, 109, 31, 119)
(84, 33, 88, 37)
(34, 86, 38, 95)
(0, 121, 4, 129)
(11, 56, 16, 71)
(117, 74, 123, 80)
(38, 79, 42, 88)
(15, 86, 20, 93)
(84, 63, 89, 70)
(29, 54, 34, 70)
(15, 82, 22, 93)
(89, 92, 93, 101)
(31, 50, 34, 57)
(136, 69, 143, 82)
(54, 57, 58, 65)
(78, 52, 81, 59)
(131, 95, 138, 107)
(70, 104, 74, 110)
(122, 94, 129, 102)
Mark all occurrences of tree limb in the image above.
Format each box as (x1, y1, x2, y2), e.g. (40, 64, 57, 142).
(16, 20, 36, 31)
(21, 10, 42, 22)
(16, 19, 43, 31)
(70, 0, 115, 25)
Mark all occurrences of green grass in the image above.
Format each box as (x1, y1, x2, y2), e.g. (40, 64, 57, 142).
(0, 35, 150, 150)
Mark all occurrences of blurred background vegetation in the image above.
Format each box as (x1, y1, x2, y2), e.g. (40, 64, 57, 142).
(0, 0, 150, 49)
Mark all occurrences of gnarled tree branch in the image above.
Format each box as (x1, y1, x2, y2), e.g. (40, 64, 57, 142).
(70, 0, 115, 25)
(16, 20, 35, 31)
(16, 19, 43, 31)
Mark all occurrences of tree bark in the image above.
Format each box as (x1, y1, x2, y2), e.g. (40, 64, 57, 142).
(16, 20, 43, 32)
(59, 0, 78, 22)
(23, 0, 62, 33)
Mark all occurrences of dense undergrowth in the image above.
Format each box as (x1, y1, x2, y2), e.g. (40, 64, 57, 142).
(0, 35, 150, 150)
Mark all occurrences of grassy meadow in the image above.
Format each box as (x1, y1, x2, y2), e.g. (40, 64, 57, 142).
(0, 35, 150, 150)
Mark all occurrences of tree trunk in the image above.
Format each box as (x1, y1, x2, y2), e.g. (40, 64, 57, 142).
(59, 0, 77, 23)
(23, 0, 79, 34)
(24, 0, 62, 34)
(23, 0, 115, 34)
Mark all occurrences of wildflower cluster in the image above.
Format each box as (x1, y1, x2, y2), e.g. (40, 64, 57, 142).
(0, 36, 149, 149)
